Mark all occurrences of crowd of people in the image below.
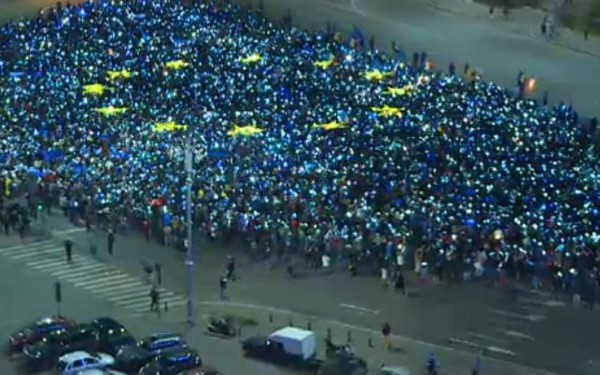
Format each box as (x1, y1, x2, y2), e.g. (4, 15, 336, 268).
(0, 0, 599, 299)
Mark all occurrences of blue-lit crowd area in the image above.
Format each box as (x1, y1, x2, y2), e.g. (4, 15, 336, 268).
(1, 0, 599, 298)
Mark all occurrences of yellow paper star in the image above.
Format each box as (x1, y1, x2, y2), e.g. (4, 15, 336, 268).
(107, 69, 133, 81)
(371, 105, 404, 118)
(227, 124, 264, 137)
(383, 84, 414, 97)
(153, 121, 188, 132)
(239, 53, 262, 65)
(94, 106, 129, 117)
(165, 60, 190, 70)
(313, 55, 334, 70)
(364, 69, 395, 82)
(83, 84, 111, 96)
(311, 121, 348, 131)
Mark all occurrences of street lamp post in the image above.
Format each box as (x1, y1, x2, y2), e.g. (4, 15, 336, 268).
(184, 134, 195, 326)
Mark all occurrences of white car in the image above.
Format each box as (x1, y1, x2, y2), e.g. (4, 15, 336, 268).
(56, 351, 115, 375)
(76, 370, 127, 375)
(77, 370, 127, 375)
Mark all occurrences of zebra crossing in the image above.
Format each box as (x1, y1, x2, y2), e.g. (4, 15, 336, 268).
(0, 240, 187, 313)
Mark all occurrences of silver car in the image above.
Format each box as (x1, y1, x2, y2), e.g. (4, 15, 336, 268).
(380, 366, 413, 375)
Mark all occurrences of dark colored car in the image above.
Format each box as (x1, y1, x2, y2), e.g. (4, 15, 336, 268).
(176, 368, 221, 375)
(21, 323, 101, 372)
(113, 333, 186, 373)
(241, 336, 320, 369)
(139, 348, 202, 375)
(91, 317, 136, 356)
(7, 316, 75, 355)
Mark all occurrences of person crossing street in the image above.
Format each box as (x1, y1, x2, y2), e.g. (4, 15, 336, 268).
(64, 239, 74, 264)
(149, 285, 159, 313)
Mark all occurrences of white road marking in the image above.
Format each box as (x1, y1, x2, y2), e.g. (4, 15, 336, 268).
(10, 247, 60, 259)
(53, 264, 107, 278)
(0, 240, 53, 253)
(94, 281, 146, 295)
(1, 242, 57, 255)
(486, 346, 517, 356)
(75, 273, 131, 287)
(541, 300, 565, 307)
(52, 227, 87, 235)
(467, 332, 507, 344)
(503, 330, 535, 341)
(339, 303, 380, 315)
(490, 309, 545, 322)
(448, 337, 483, 349)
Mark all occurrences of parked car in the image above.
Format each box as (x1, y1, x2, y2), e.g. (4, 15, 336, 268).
(380, 367, 413, 375)
(139, 348, 202, 375)
(75, 370, 127, 375)
(7, 316, 75, 355)
(176, 368, 221, 375)
(91, 317, 135, 355)
(113, 333, 185, 373)
(56, 350, 115, 375)
(22, 323, 101, 372)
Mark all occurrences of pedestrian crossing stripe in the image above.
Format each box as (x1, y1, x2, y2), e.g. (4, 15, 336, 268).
(0, 240, 188, 313)
(75, 273, 131, 287)
(0, 240, 54, 253)
(57, 267, 113, 281)
(53, 265, 107, 278)
(95, 282, 146, 295)
(12, 247, 61, 259)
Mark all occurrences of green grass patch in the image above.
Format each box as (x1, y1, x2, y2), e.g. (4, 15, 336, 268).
(557, 0, 600, 35)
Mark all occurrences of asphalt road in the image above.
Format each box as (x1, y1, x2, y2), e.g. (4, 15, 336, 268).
(2, 212, 595, 375)
(0, 231, 293, 375)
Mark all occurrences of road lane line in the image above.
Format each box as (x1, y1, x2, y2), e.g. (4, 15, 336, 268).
(467, 332, 507, 344)
(201, 300, 556, 375)
(503, 330, 535, 341)
(489, 309, 545, 322)
(339, 303, 380, 314)
(448, 337, 483, 349)
(486, 346, 517, 356)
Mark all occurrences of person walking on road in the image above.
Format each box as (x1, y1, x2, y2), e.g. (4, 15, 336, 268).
(226, 255, 235, 281)
(395, 269, 406, 296)
(219, 276, 228, 300)
(64, 239, 73, 264)
(107, 229, 115, 255)
(149, 285, 159, 313)
(381, 321, 391, 350)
